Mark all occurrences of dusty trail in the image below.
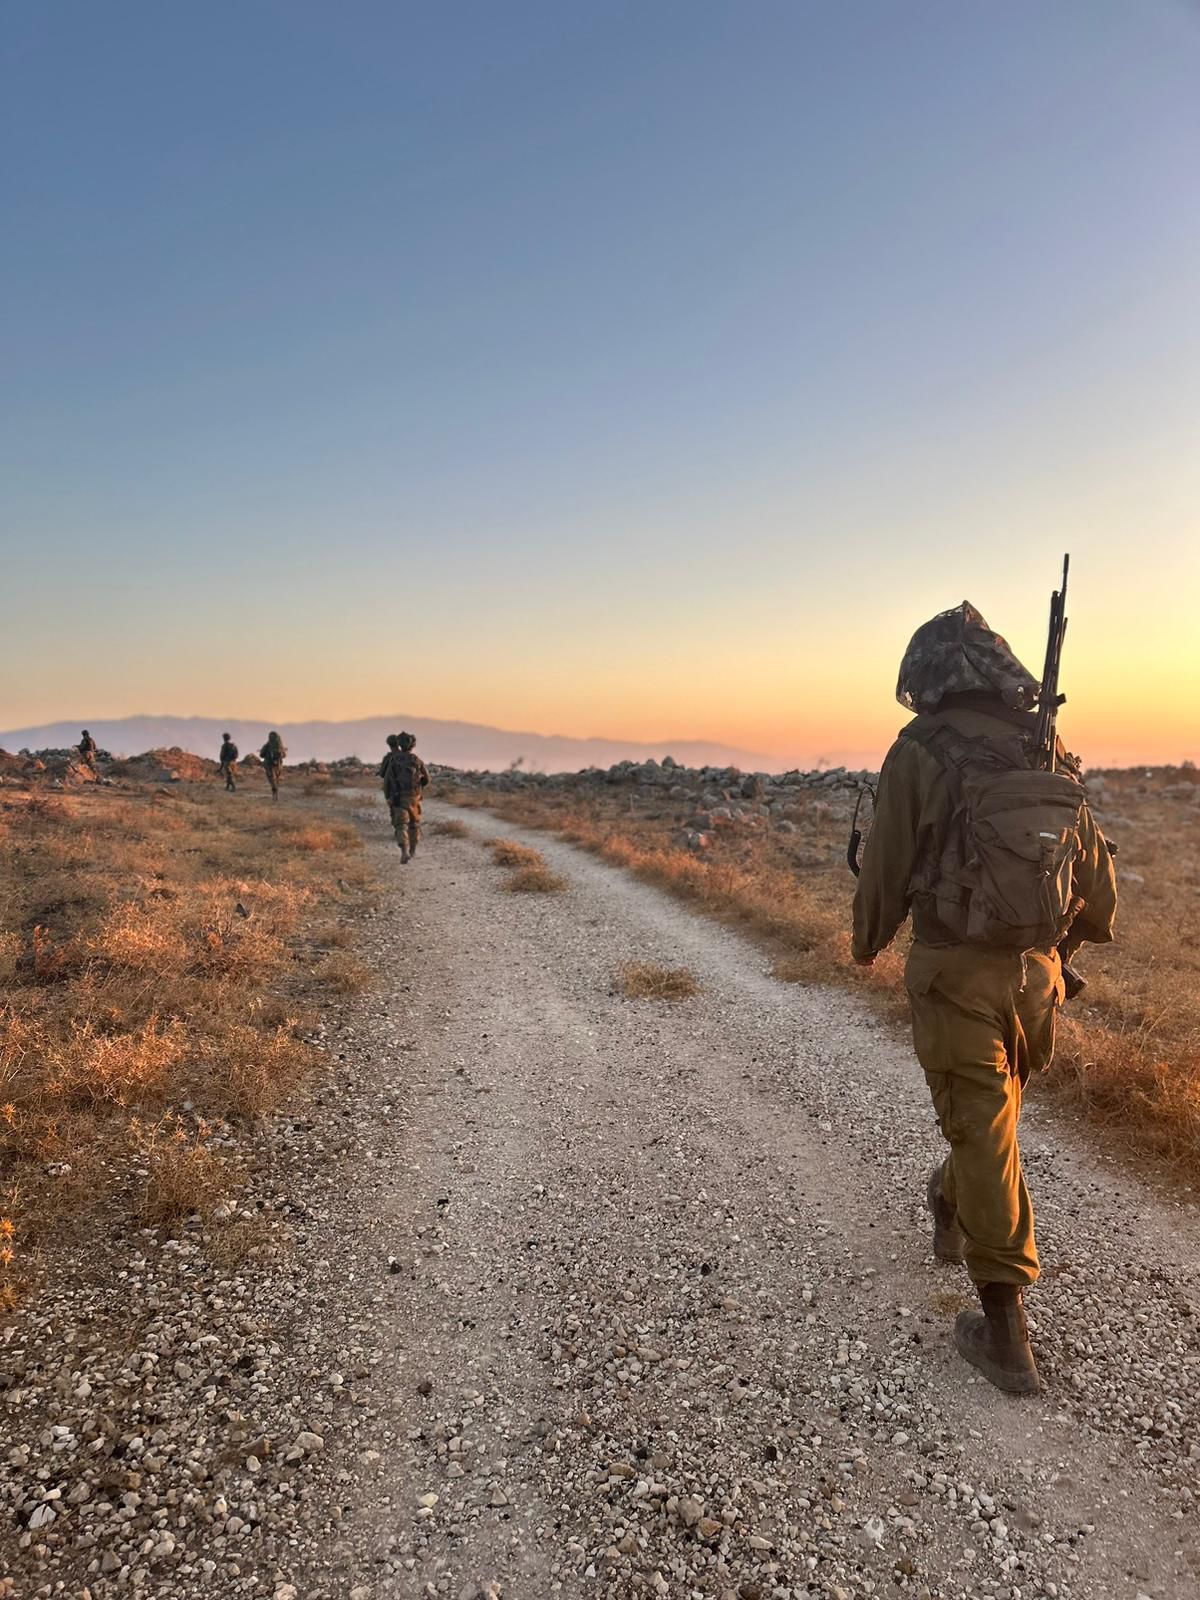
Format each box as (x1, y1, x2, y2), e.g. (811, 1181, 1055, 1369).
(304, 798, 1199, 1600)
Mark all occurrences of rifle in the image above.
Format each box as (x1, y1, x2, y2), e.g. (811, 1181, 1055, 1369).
(1034, 554, 1069, 771)
(1036, 555, 1089, 1001)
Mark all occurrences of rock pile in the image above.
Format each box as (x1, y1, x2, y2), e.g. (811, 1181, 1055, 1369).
(436, 756, 879, 851)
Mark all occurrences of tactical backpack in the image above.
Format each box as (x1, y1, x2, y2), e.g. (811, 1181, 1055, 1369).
(222, 742, 239, 763)
(900, 720, 1087, 951)
(386, 750, 422, 802)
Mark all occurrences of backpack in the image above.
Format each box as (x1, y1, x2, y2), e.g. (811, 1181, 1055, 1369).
(901, 719, 1087, 951)
(222, 742, 239, 763)
(385, 750, 422, 801)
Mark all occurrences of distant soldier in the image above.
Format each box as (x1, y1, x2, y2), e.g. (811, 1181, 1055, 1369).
(218, 733, 239, 792)
(78, 729, 98, 774)
(851, 600, 1117, 1394)
(382, 731, 429, 862)
(260, 731, 287, 800)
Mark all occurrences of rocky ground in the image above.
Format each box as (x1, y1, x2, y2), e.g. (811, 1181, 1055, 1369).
(3, 795, 1198, 1599)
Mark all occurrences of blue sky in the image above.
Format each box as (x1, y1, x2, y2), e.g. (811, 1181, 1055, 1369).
(3, 2, 1198, 763)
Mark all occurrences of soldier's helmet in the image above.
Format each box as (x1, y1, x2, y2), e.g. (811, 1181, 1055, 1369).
(386, 734, 400, 751)
(896, 601, 1040, 714)
(81, 729, 90, 738)
(223, 732, 231, 741)
(399, 732, 417, 750)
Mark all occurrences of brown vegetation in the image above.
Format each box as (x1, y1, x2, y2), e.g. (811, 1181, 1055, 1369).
(430, 817, 471, 838)
(443, 770, 1200, 1181)
(617, 962, 699, 1001)
(487, 836, 568, 893)
(0, 785, 370, 1302)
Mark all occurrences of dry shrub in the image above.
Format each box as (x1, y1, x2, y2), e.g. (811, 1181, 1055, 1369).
(89, 903, 190, 974)
(431, 818, 470, 838)
(49, 1016, 186, 1106)
(618, 962, 699, 1001)
(505, 862, 568, 894)
(281, 825, 343, 852)
(314, 951, 372, 992)
(134, 1120, 232, 1226)
(207, 1023, 314, 1117)
(490, 838, 543, 868)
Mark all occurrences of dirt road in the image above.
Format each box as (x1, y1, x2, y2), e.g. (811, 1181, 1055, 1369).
(6, 793, 1198, 1600)
(299, 799, 1200, 1600)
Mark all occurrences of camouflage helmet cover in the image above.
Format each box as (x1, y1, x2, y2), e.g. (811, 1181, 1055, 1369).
(896, 601, 1040, 714)
(398, 731, 416, 751)
(386, 734, 400, 750)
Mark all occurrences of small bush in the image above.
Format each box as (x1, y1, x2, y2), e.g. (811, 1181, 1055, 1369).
(314, 951, 372, 992)
(431, 819, 470, 838)
(490, 838, 543, 868)
(505, 863, 568, 894)
(134, 1121, 232, 1226)
(617, 962, 699, 1001)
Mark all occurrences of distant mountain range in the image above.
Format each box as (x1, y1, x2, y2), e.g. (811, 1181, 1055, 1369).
(0, 714, 776, 775)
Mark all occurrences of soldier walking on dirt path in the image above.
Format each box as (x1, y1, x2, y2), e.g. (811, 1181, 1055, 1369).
(260, 731, 286, 800)
(382, 731, 429, 863)
(218, 733, 239, 792)
(851, 600, 1117, 1394)
(78, 729, 97, 774)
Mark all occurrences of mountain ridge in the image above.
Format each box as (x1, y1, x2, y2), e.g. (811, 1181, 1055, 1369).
(0, 713, 785, 775)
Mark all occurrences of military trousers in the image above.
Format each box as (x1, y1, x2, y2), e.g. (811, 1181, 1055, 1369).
(906, 940, 1063, 1287)
(390, 797, 421, 853)
(264, 761, 280, 797)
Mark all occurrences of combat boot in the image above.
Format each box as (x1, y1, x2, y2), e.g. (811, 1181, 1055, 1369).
(927, 1164, 965, 1264)
(399, 843, 409, 863)
(954, 1283, 1041, 1395)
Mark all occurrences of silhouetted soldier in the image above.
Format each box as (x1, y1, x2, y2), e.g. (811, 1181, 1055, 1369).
(382, 731, 429, 862)
(218, 733, 239, 792)
(852, 601, 1117, 1393)
(78, 729, 98, 774)
(260, 731, 286, 800)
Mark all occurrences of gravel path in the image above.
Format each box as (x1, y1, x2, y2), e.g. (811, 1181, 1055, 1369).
(4, 796, 1198, 1600)
(315, 800, 1200, 1600)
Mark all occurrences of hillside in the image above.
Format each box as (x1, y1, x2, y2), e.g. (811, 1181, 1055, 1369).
(0, 714, 773, 775)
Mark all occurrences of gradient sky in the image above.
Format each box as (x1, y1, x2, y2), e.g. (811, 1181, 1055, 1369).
(3, 2, 1198, 766)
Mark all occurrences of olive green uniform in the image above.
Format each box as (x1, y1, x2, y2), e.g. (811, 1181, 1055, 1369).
(383, 751, 429, 854)
(260, 738, 285, 798)
(852, 704, 1117, 1286)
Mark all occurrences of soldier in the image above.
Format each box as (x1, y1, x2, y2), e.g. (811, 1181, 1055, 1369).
(260, 731, 287, 800)
(78, 729, 98, 774)
(382, 731, 429, 863)
(218, 732, 239, 792)
(851, 601, 1117, 1393)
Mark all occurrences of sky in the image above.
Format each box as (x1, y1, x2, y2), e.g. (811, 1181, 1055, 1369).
(3, 1, 1198, 767)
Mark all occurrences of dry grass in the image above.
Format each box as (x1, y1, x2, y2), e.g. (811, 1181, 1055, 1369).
(0, 783, 371, 1302)
(505, 862, 568, 894)
(487, 836, 568, 892)
(443, 769, 1200, 1183)
(617, 962, 699, 1001)
(431, 818, 471, 838)
(490, 838, 543, 868)
(312, 951, 373, 992)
